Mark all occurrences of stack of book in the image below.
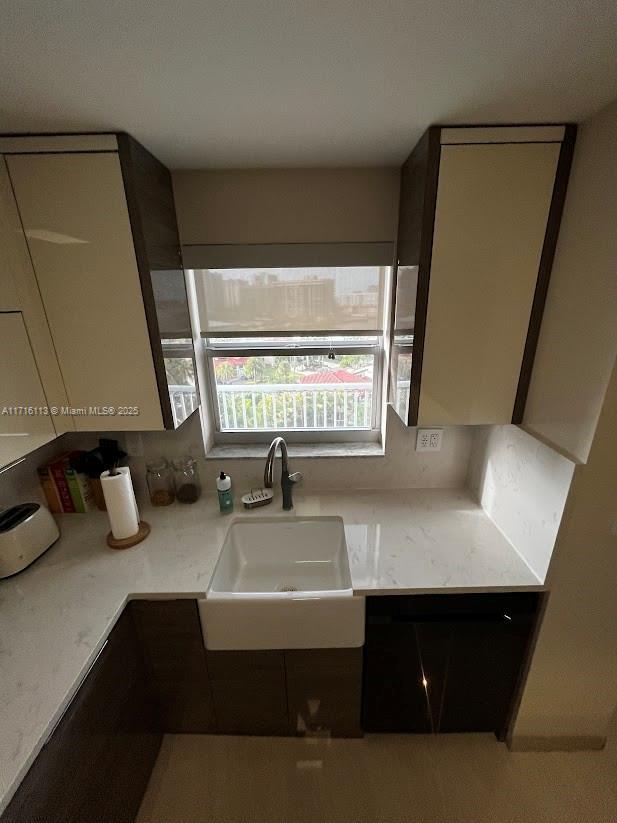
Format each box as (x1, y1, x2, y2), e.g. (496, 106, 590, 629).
(37, 451, 95, 514)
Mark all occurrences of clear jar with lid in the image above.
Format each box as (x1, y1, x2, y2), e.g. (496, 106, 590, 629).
(146, 458, 175, 506)
(172, 456, 201, 504)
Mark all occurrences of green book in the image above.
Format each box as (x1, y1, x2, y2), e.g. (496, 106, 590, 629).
(65, 451, 95, 513)
(65, 464, 86, 513)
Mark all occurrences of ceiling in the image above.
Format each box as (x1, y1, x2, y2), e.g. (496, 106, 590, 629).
(1, 1, 616, 169)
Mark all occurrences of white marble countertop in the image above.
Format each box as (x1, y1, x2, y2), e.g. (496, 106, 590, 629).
(0, 487, 541, 812)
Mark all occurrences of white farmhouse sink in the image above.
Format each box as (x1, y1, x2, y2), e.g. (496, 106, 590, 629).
(199, 517, 365, 650)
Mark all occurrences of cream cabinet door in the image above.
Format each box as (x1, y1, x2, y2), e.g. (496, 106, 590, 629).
(418, 142, 560, 426)
(0, 161, 23, 310)
(0, 157, 73, 434)
(0, 313, 56, 468)
(0, 250, 20, 310)
(7, 153, 164, 431)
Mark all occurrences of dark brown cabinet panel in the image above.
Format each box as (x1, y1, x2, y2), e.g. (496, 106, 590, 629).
(1, 608, 161, 823)
(130, 599, 216, 733)
(363, 594, 540, 737)
(286, 648, 363, 738)
(363, 621, 431, 732)
(433, 616, 534, 734)
(117, 133, 199, 429)
(206, 650, 289, 735)
(390, 127, 441, 426)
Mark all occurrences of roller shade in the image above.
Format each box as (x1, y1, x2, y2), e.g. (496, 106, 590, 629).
(188, 244, 392, 335)
(183, 241, 394, 269)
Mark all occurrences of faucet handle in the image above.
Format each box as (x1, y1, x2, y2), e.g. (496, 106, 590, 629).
(288, 471, 303, 484)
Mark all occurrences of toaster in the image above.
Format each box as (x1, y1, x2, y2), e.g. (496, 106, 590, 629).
(0, 503, 60, 578)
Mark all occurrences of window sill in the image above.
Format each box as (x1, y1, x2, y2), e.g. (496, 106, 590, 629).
(205, 441, 385, 460)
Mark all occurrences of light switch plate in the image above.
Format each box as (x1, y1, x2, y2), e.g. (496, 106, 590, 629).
(416, 428, 443, 452)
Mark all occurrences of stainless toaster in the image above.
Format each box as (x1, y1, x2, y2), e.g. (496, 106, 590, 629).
(0, 503, 60, 578)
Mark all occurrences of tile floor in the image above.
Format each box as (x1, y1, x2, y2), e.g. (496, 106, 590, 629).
(137, 733, 617, 823)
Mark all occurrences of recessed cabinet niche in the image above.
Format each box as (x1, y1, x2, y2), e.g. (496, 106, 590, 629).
(0, 133, 198, 436)
(390, 124, 576, 426)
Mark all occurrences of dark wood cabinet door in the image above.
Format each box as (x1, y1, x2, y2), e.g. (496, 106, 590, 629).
(1, 609, 161, 823)
(362, 621, 431, 732)
(434, 616, 533, 735)
(130, 599, 216, 733)
(286, 648, 362, 738)
(362, 594, 538, 736)
(391, 126, 441, 426)
(117, 132, 199, 429)
(206, 650, 289, 735)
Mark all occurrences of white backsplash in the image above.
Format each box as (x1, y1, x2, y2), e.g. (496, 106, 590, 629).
(2, 411, 576, 586)
(0, 406, 473, 508)
(467, 425, 575, 581)
(132, 406, 473, 494)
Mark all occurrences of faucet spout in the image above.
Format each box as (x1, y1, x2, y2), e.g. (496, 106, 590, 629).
(264, 436, 301, 510)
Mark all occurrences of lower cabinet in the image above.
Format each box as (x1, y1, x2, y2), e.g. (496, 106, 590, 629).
(363, 593, 540, 737)
(1, 607, 162, 823)
(207, 650, 289, 736)
(363, 619, 431, 732)
(206, 648, 363, 738)
(130, 600, 364, 738)
(130, 599, 216, 733)
(286, 649, 363, 738)
(2, 593, 539, 822)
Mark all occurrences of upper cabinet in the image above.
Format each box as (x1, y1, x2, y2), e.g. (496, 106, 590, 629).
(390, 125, 576, 427)
(1, 133, 198, 436)
(0, 313, 57, 467)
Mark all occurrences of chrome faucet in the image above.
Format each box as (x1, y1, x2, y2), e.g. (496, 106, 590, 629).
(264, 436, 302, 510)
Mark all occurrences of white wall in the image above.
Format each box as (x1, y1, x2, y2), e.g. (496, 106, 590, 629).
(512, 354, 617, 747)
(172, 167, 400, 245)
(467, 425, 574, 581)
(522, 99, 617, 463)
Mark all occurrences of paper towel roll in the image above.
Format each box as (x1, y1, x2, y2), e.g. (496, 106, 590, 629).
(100, 467, 140, 540)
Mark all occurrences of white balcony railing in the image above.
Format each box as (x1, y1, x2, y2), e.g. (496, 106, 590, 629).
(169, 385, 199, 427)
(215, 382, 373, 430)
(394, 382, 411, 420)
(170, 382, 410, 431)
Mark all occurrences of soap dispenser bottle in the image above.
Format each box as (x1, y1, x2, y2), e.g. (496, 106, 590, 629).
(216, 471, 233, 513)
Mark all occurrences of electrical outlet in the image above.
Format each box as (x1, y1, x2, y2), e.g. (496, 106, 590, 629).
(416, 428, 443, 452)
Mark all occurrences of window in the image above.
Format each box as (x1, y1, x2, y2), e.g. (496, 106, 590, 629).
(389, 265, 417, 423)
(161, 338, 199, 427)
(190, 259, 391, 442)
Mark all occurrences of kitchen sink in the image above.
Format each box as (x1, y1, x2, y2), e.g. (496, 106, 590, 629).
(199, 516, 365, 650)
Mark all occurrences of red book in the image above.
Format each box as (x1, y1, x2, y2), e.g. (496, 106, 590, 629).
(49, 453, 76, 513)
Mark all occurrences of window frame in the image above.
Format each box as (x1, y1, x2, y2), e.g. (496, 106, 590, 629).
(187, 254, 394, 446)
(204, 333, 383, 444)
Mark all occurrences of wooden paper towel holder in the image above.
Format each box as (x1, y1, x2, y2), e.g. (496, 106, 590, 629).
(107, 521, 151, 550)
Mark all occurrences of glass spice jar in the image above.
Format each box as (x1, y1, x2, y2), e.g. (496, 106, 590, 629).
(172, 456, 201, 504)
(146, 458, 175, 506)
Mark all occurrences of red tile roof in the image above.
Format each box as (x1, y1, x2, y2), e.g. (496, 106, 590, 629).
(299, 369, 371, 384)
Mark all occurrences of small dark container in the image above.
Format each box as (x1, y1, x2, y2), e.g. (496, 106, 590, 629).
(172, 457, 201, 504)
